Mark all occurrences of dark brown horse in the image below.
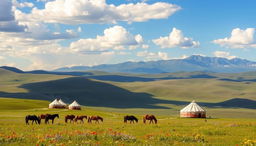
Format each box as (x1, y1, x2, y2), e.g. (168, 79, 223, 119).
(124, 115, 138, 123)
(75, 115, 87, 123)
(65, 115, 76, 123)
(88, 116, 103, 123)
(45, 114, 59, 124)
(40, 114, 49, 122)
(25, 115, 41, 125)
(143, 115, 157, 124)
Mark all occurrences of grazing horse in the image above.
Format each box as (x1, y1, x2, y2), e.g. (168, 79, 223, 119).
(143, 115, 157, 124)
(124, 115, 138, 124)
(75, 115, 87, 123)
(25, 115, 41, 125)
(65, 115, 76, 123)
(88, 116, 103, 123)
(45, 114, 59, 124)
(40, 114, 49, 122)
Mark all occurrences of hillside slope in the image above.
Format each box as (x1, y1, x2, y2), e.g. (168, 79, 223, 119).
(1, 69, 256, 112)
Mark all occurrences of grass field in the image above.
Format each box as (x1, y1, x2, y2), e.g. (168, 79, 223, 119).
(1, 68, 256, 118)
(0, 98, 256, 146)
(1, 69, 256, 145)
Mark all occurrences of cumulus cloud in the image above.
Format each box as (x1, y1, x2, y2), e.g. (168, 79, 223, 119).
(70, 25, 145, 52)
(0, 21, 26, 32)
(21, 22, 78, 40)
(15, 0, 181, 24)
(213, 28, 256, 48)
(213, 51, 236, 59)
(0, 0, 26, 32)
(0, 56, 5, 61)
(137, 51, 169, 60)
(0, 0, 14, 21)
(153, 28, 200, 49)
(13, 0, 34, 8)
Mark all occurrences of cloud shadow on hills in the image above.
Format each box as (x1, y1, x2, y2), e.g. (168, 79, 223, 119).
(0, 77, 256, 109)
(0, 77, 173, 109)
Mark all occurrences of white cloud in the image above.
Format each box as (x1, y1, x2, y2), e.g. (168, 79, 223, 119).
(0, 21, 26, 32)
(0, 56, 5, 60)
(153, 28, 200, 49)
(0, 0, 26, 32)
(22, 22, 78, 40)
(213, 28, 256, 48)
(0, 0, 14, 21)
(70, 25, 145, 52)
(137, 51, 169, 61)
(77, 27, 82, 32)
(13, 0, 34, 8)
(15, 0, 181, 24)
(213, 51, 236, 59)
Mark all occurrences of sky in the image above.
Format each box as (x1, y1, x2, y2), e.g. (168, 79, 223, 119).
(0, 0, 256, 70)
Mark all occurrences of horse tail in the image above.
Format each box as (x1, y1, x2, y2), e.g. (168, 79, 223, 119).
(143, 117, 146, 124)
(101, 117, 103, 122)
(87, 117, 91, 123)
(65, 117, 68, 123)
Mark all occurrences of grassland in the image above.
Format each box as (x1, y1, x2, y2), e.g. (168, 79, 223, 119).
(0, 98, 256, 146)
(1, 68, 256, 118)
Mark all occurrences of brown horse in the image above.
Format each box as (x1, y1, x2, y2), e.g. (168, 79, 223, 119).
(143, 115, 157, 124)
(88, 116, 103, 123)
(40, 114, 49, 123)
(75, 115, 87, 123)
(45, 114, 59, 124)
(124, 115, 138, 124)
(65, 115, 76, 123)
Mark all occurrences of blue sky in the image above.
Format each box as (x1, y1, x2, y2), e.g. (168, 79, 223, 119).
(0, 0, 256, 70)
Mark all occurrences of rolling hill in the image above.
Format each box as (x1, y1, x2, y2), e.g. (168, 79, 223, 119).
(1, 67, 256, 118)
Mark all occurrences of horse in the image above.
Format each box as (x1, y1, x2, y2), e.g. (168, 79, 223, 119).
(40, 114, 49, 122)
(25, 115, 41, 125)
(65, 115, 76, 123)
(88, 116, 103, 123)
(45, 114, 59, 124)
(124, 115, 138, 124)
(143, 115, 157, 124)
(75, 115, 87, 123)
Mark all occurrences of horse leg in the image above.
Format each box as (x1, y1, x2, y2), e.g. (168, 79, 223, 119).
(52, 119, 54, 124)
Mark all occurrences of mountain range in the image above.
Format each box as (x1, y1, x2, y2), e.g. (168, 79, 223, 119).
(55, 55, 256, 73)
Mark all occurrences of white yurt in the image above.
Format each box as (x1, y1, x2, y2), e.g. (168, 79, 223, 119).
(69, 100, 81, 110)
(58, 99, 67, 108)
(180, 100, 206, 118)
(49, 99, 63, 109)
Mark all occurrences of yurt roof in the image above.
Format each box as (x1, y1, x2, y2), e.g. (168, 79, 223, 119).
(49, 99, 61, 106)
(180, 100, 205, 112)
(69, 100, 81, 107)
(58, 99, 67, 105)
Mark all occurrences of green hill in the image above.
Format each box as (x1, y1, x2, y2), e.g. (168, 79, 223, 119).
(0, 97, 49, 110)
(1, 68, 256, 117)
